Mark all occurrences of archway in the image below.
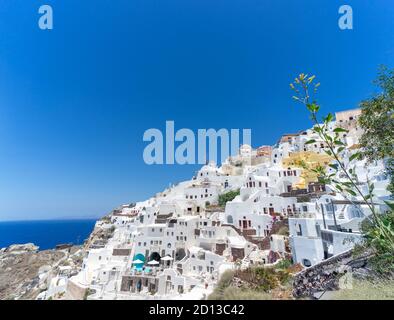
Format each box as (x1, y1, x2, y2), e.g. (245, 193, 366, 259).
(175, 248, 186, 261)
(149, 251, 161, 262)
(132, 253, 145, 269)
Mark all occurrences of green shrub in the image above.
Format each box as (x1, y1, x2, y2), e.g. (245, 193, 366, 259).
(275, 259, 292, 270)
(235, 266, 292, 291)
(208, 270, 235, 299)
(360, 210, 394, 274)
(218, 189, 240, 207)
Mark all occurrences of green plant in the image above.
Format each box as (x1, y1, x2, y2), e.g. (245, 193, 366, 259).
(208, 270, 235, 299)
(387, 159, 394, 196)
(275, 259, 292, 270)
(83, 288, 95, 300)
(234, 266, 291, 292)
(360, 208, 394, 274)
(290, 73, 394, 254)
(358, 66, 394, 198)
(218, 189, 240, 207)
(358, 66, 394, 160)
(217, 270, 235, 289)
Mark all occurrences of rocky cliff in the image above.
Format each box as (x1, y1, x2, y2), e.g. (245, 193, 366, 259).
(0, 243, 82, 300)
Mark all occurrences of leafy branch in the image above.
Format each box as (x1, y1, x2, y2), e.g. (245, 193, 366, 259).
(290, 73, 394, 251)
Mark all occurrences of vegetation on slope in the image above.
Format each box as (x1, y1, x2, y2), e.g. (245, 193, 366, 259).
(218, 189, 240, 207)
(209, 262, 299, 300)
(329, 278, 394, 300)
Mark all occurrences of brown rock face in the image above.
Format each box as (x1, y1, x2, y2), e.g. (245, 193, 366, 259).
(0, 244, 66, 300)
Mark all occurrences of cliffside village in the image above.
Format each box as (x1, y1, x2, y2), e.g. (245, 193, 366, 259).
(37, 108, 391, 300)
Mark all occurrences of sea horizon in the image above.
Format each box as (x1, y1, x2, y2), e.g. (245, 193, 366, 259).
(0, 219, 98, 250)
(0, 216, 101, 223)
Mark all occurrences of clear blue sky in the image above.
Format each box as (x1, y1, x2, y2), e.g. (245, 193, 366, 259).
(0, 0, 393, 220)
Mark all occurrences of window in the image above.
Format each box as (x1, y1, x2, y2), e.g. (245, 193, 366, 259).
(296, 224, 302, 236)
(302, 259, 312, 267)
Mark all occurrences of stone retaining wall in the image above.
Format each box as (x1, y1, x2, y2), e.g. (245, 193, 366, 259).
(292, 249, 373, 298)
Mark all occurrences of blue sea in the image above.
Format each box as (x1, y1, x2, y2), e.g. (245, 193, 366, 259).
(0, 219, 97, 250)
